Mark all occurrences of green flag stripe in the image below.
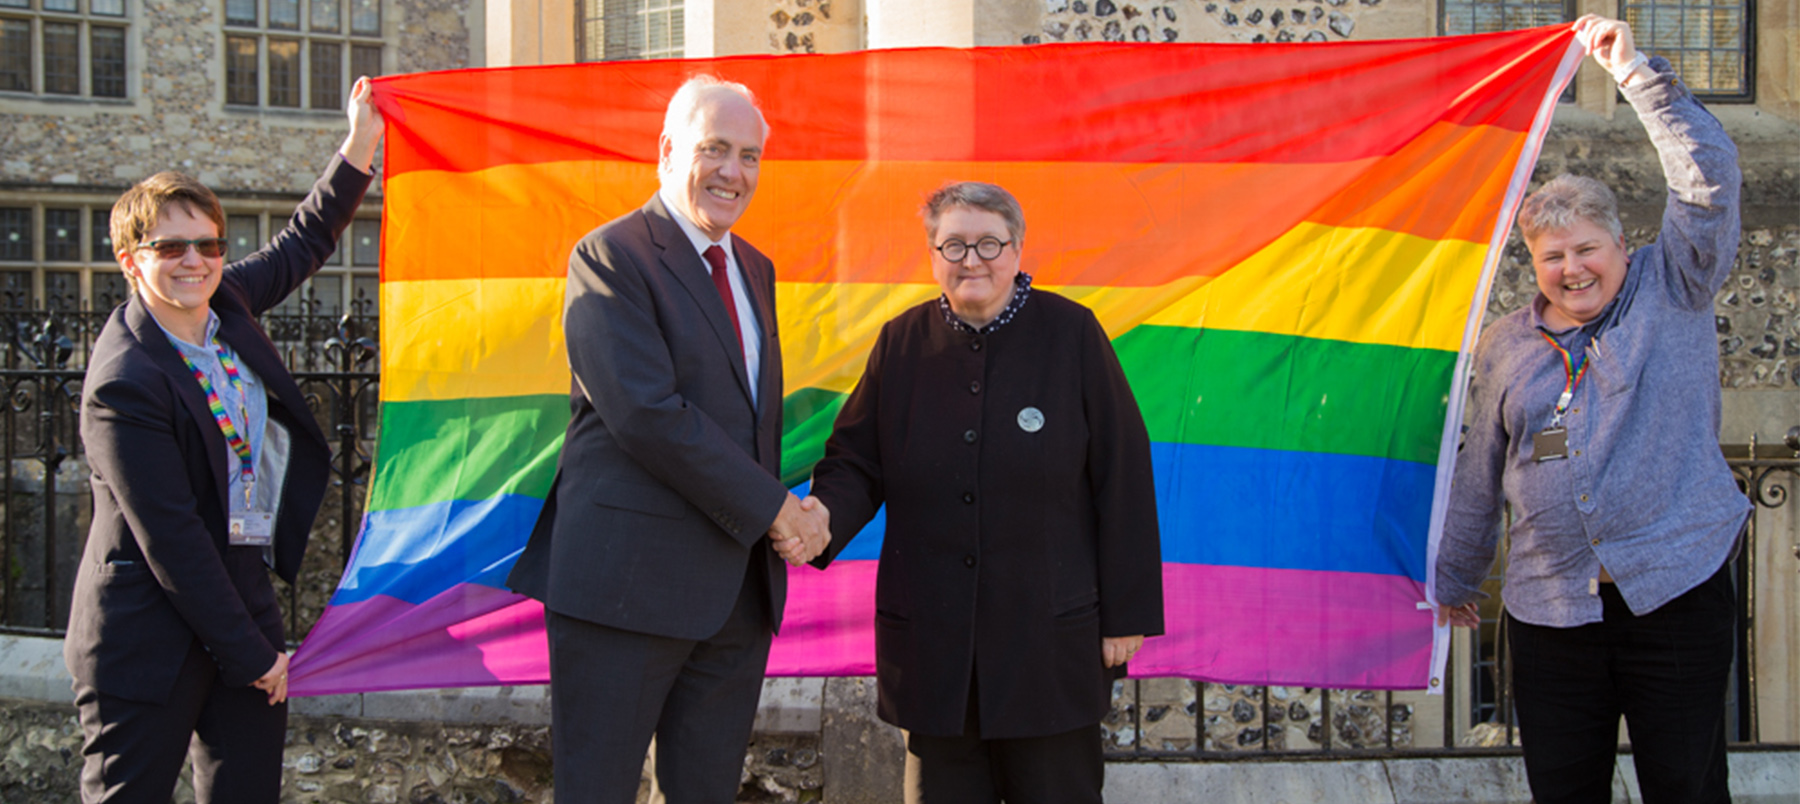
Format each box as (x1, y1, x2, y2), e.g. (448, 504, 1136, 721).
(370, 328, 1453, 510)
(369, 394, 567, 512)
(776, 326, 1455, 482)
(1114, 326, 1454, 466)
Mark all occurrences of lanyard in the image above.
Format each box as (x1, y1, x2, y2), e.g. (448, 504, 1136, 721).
(1537, 330, 1588, 428)
(177, 339, 254, 504)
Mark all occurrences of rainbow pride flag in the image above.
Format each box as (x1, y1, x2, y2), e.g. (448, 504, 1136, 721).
(289, 27, 1582, 695)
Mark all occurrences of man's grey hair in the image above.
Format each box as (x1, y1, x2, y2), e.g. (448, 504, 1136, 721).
(659, 75, 770, 168)
(1517, 173, 1623, 246)
(921, 182, 1026, 246)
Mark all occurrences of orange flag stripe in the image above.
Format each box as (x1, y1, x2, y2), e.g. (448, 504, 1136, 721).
(381, 121, 1523, 286)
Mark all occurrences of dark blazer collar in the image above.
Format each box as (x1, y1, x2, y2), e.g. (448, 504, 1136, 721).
(121, 290, 328, 504)
(123, 294, 233, 516)
(642, 194, 760, 408)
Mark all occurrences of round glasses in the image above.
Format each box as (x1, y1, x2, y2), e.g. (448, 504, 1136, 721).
(935, 236, 1011, 263)
(140, 238, 229, 260)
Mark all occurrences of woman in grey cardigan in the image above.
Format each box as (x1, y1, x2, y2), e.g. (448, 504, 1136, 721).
(1436, 16, 1746, 804)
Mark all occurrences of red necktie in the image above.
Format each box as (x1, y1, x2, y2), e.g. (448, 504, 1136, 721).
(703, 245, 745, 362)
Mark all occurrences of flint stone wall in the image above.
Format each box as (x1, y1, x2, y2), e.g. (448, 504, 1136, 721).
(0, 685, 841, 804)
(1003, 0, 1428, 47)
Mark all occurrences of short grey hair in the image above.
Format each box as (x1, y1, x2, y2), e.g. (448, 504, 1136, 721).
(659, 75, 770, 156)
(1517, 174, 1623, 246)
(921, 182, 1026, 245)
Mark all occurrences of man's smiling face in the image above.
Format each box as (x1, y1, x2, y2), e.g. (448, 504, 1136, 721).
(1529, 217, 1629, 330)
(660, 90, 764, 241)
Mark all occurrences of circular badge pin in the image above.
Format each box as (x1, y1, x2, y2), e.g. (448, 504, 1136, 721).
(1017, 406, 1045, 433)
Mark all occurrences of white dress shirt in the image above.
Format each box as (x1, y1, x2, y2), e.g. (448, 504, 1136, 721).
(659, 188, 763, 407)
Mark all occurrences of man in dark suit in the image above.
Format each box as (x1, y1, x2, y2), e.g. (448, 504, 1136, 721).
(64, 80, 381, 803)
(507, 76, 830, 803)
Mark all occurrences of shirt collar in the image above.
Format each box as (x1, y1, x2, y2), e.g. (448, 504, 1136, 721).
(1528, 292, 1613, 338)
(659, 187, 733, 259)
(938, 273, 1033, 335)
(154, 308, 222, 351)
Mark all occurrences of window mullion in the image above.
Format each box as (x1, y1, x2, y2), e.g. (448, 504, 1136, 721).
(298, 31, 308, 106)
(33, 15, 43, 94)
(30, 204, 44, 308)
(77, 18, 87, 98)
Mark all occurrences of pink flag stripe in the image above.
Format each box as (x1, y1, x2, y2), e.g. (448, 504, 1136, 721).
(294, 561, 1430, 693)
(290, 584, 547, 696)
(1134, 564, 1435, 688)
(774, 562, 1432, 686)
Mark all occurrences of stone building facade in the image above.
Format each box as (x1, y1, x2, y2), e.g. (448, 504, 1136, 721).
(0, 0, 486, 314)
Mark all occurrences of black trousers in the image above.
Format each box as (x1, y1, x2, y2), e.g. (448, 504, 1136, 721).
(903, 675, 1105, 804)
(1507, 561, 1735, 804)
(544, 560, 773, 804)
(74, 639, 286, 804)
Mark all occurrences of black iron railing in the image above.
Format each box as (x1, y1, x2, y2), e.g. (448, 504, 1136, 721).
(1099, 441, 1799, 758)
(0, 308, 378, 642)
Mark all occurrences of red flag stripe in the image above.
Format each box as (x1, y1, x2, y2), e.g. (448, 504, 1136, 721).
(373, 27, 1572, 177)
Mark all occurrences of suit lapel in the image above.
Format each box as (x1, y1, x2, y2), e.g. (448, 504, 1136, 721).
(125, 297, 233, 517)
(643, 196, 756, 407)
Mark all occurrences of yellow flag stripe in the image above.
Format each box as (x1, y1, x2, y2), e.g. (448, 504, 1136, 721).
(380, 222, 1486, 403)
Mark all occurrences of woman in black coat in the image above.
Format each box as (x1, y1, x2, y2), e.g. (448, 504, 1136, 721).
(809, 182, 1165, 803)
(62, 79, 382, 804)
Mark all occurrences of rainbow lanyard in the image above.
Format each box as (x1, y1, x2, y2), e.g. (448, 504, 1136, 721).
(1537, 330, 1588, 429)
(177, 339, 254, 506)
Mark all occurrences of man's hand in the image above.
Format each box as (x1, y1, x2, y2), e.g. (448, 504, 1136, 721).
(1103, 635, 1144, 668)
(769, 493, 830, 566)
(1573, 15, 1651, 86)
(251, 652, 290, 705)
(1436, 602, 1481, 629)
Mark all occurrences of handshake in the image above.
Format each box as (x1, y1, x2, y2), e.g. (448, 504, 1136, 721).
(769, 493, 831, 566)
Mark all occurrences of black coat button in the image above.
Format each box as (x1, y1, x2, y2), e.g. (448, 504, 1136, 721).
(964, 555, 977, 568)
(970, 339, 982, 351)
(963, 429, 978, 443)
(969, 381, 981, 394)
(962, 492, 975, 504)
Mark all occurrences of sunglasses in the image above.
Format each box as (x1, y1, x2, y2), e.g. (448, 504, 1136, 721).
(139, 238, 228, 260)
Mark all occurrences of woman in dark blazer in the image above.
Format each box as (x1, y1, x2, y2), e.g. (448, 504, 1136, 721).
(809, 182, 1165, 803)
(62, 79, 381, 804)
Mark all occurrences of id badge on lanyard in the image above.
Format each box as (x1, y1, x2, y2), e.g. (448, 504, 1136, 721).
(1534, 331, 1585, 462)
(229, 472, 272, 547)
(229, 511, 274, 546)
(179, 338, 273, 545)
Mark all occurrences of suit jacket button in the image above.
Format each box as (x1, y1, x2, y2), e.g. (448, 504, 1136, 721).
(962, 492, 975, 504)
(969, 339, 982, 352)
(963, 429, 977, 444)
(964, 554, 976, 568)
(969, 381, 981, 395)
